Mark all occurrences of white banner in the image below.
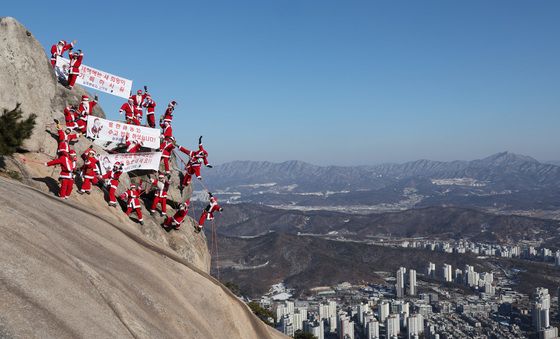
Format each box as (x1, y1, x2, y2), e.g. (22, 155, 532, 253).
(55, 57, 133, 99)
(98, 152, 162, 175)
(86, 116, 161, 149)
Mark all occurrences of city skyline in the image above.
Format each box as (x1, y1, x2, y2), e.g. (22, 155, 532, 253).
(4, 1, 560, 165)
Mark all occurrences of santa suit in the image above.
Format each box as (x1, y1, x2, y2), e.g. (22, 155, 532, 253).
(126, 139, 142, 154)
(80, 152, 99, 193)
(163, 202, 190, 230)
(160, 105, 175, 127)
(67, 51, 83, 88)
(119, 101, 135, 124)
(160, 140, 175, 173)
(150, 179, 169, 215)
(57, 129, 78, 155)
(129, 93, 145, 126)
(178, 144, 210, 185)
(101, 169, 122, 205)
(198, 197, 222, 227)
(162, 123, 173, 139)
(76, 99, 97, 134)
(50, 41, 74, 67)
(122, 187, 143, 222)
(143, 96, 156, 128)
(63, 106, 78, 130)
(46, 154, 75, 198)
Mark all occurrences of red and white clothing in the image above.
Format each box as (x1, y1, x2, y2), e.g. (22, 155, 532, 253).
(122, 186, 143, 222)
(50, 40, 74, 67)
(101, 169, 122, 205)
(46, 153, 75, 198)
(119, 101, 135, 123)
(161, 122, 173, 139)
(150, 178, 169, 215)
(143, 96, 156, 128)
(178, 143, 210, 185)
(198, 196, 222, 227)
(160, 139, 175, 173)
(160, 103, 175, 127)
(57, 129, 78, 155)
(63, 106, 78, 130)
(67, 51, 83, 89)
(162, 201, 190, 230)
(76, 98, 97, 134)
(129, 93, 146, 125)
(80, 152, 99, 193)
(126, 139, 142, 153)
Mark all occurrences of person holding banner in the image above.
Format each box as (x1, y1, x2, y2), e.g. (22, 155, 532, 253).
(50, 40, 75, 67)
(197, 192, 223, 232)
(44, 150, 76, 199)
(67, 49, 83, 89)
(101, 162, 123, 207)
(162, 200, 190, 231)
(150, 173, 169, 216)
(121, 183, 144, 225)
(143, 93, 157, 128)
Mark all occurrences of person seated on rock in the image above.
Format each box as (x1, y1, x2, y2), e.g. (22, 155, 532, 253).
(177, 136, 212, 189)
(44, 149, 76, 199)
(101, 161, 123, 207)
(197, 192, 223, 232)
(121, 183, 144, 225)
(125, 135, 143, 154)
(162, 200, 190, 231)
(150, 173, 169, 216)
(50, 39, 75, 67)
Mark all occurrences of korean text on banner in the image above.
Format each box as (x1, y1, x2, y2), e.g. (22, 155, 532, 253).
(98, 152, 162, 175)
(86, 116, 161, 149)
(55, 57, 133, 99)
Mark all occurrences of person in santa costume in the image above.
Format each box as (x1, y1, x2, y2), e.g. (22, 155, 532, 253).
(62, 104, 79, 130)
(119, 98, 135, 124)
(121, 183, 144, 224)
(78, 147, 100, 194)
(129, 88, 147, 126)
(159, 136, 176, 174)
(197, 192, 223, 232)
(101, 162, 123, 207)
(177, 136, 212, 188)
(143, 93, 157, 128)
(50, 39, 75, 67)
(161, 120, 173, 139)
(76, 95, 98, 134)
(150, 173, 170, 216)
(160, 100, 177, 127)
(162, 200, 190, 231)
(67, 49, 83, 89)
(125, 135, 143, 154)
(54, 120, 79, 155)
(45, 150, 76, 199)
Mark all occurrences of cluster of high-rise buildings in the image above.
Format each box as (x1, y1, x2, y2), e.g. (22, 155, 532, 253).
(532, 288, 559, 339)
(395, 239, 560, 266)
(425, 263, 495, 296)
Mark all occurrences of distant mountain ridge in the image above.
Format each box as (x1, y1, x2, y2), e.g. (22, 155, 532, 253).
(206, 152, 560, 191)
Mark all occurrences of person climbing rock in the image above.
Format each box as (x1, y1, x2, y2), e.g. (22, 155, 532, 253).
(121, 183, 144, 225)
(162, 200, 190, 231)
(177, 136, 212, 188)
(197, 192, 222, 232)
(45, 150, 76, 199)
(150, 173, 169, 216)
(101, 161, 123, 207)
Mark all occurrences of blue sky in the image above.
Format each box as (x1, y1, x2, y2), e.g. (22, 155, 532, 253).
(5, 0, 560, 165)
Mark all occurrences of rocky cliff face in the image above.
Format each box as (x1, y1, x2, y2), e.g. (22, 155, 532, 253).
(0, 16, 285, 339)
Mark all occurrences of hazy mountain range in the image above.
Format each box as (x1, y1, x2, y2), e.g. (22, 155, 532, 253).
(203, 152, 560, 213)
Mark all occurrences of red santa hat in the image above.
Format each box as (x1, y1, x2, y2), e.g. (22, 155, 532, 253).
(137, 90, 142, 95)
(130, 184, 137, 188)
(69, 150, 76, 156)
(81, 95, 89, 101)
(58, 40, 66, 45)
